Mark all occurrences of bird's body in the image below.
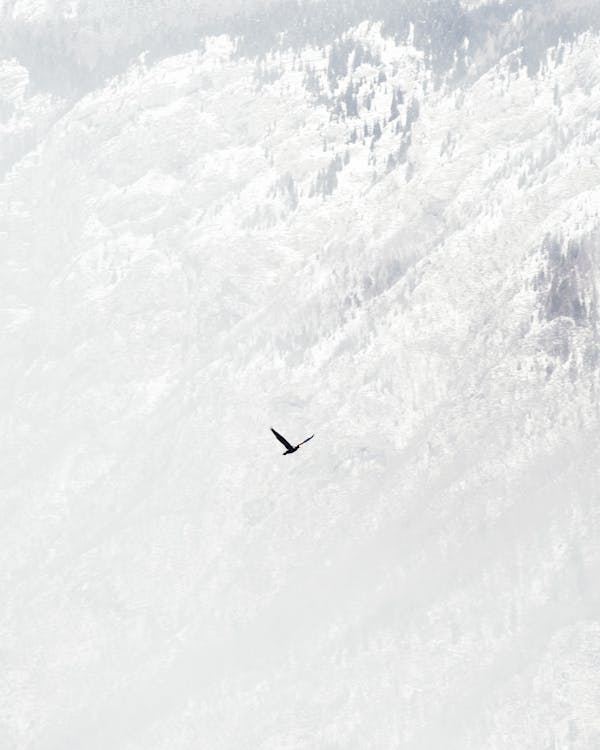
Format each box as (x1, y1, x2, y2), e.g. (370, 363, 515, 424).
(271, 428, 314, 455)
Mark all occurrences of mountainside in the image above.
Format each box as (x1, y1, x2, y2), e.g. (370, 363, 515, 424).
(2, 1, 600, 748)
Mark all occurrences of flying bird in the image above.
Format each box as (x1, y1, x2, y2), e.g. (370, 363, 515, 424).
(271, 427, 314, 455)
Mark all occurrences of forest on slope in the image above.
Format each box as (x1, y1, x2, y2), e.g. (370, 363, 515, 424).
(2, 1, 600, 748)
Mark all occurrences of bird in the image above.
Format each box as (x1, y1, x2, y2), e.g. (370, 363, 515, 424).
(270, 427, 314, 455)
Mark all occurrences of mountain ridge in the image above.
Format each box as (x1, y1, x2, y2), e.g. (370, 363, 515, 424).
(2, 3, 600, 748)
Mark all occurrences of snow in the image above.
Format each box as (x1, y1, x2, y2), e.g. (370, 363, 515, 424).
(2, 2, 600, 749)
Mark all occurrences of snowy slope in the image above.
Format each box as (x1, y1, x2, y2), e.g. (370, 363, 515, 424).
(2, 2, 600, 749)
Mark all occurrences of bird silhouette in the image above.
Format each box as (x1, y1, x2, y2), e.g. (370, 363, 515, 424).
(271, 427, 314, 455)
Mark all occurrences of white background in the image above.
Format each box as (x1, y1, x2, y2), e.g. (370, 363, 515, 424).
(2, 1, 600, 747)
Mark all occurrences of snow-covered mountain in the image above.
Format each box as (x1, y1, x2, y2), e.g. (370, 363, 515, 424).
(2, 1, 600, 748)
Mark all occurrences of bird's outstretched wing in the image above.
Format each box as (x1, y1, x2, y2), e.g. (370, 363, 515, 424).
(271, 428, 294, 450)
(298, 434, 314, 446)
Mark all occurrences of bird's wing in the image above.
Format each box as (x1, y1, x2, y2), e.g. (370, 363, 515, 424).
(298, 434, 314, 446)
(271, 428, 294, 450)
